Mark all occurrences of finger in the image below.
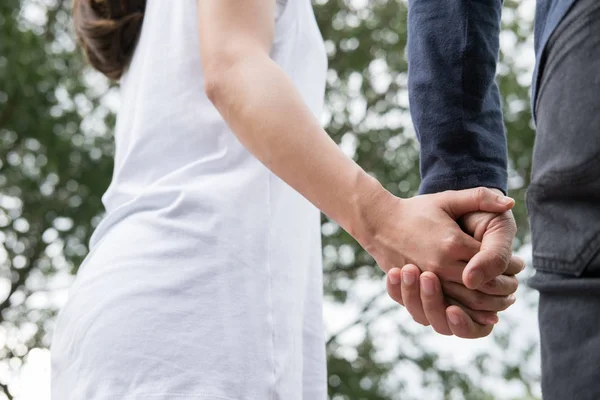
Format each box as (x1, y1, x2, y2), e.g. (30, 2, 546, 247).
(446, 305, 494, 339)
(463, 215, 517, 289)
(504, 255, 526, 276)
(463, 249, 509, 289)
(386, 268, 405, 306)
(446, 297, 499, 326)
(478, 274, 519, 296)
(439, 187, 515, 220)
(420, 272, 452, 335)
(442, 280, 516, 312)
(399, 265, 429, 326)
(432, 260, 469, 285)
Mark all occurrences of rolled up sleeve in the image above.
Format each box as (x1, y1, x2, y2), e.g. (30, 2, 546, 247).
(407, 0, 507, 194)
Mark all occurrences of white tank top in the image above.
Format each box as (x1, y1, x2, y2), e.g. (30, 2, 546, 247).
(51, 0, 329, 399)
(96, 0, 326, 236)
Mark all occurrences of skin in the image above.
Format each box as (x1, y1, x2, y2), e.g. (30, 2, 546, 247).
(196, 0, 523, 338)
(387, 206, 524, 337)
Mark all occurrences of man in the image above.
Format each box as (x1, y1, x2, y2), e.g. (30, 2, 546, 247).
(387, 0, 599, 398)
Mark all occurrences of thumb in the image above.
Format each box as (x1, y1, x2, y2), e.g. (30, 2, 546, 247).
(462, 214, 517, 289)
(439, 187, 515, 219)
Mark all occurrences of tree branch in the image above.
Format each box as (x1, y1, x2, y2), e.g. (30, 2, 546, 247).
(327, 290, 394, 345)
(0, 217, 47, 324)
(0, 380, 13, 400)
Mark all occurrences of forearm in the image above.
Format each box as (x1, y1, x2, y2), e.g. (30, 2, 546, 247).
(407, 0, 507, 194)
(207, 53, 387, 242)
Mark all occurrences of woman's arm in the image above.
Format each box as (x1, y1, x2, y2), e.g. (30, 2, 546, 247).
(198, 0, 508, 238)
(198, 0, 380, 241)
(197, 0, 520, 339)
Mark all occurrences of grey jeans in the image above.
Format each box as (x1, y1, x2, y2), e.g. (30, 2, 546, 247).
(527, 0, 600, 398)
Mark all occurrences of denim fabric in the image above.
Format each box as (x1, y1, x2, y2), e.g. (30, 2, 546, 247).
(527, 0, 600, 277)
(408, 0, 576, 194)
(527, 0, 600, 398)
(408, 0, 507, 194)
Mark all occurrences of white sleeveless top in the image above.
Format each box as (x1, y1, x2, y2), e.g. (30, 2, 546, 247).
(51, 0, 328, 399)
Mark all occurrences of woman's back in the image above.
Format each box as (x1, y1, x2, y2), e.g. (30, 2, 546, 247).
(51, 1, 328, 399)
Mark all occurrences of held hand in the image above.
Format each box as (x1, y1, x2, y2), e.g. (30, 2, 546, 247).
(459, 205, 519, 289)
(384, 204, 525, 338)
(361, 187, 515, 283)
(386, 263, 522, 338)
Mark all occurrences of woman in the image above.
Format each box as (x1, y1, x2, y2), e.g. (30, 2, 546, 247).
(51, 0, 521, 398)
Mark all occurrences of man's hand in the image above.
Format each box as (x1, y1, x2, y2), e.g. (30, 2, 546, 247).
(386, 261, 523, 338)
(460, 205, 518, 289)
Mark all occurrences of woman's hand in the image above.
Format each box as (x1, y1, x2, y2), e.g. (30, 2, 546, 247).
(195, 0, 521, 339)
(358, 187, 515, 283)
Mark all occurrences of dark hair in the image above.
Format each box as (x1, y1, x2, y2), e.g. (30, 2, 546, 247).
(73, 0, 146, 80)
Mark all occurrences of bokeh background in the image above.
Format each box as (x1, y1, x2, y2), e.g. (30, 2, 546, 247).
(0, 0, 540, 398)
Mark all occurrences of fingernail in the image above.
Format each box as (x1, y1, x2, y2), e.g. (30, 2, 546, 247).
(508, 294, 516, 304)
(486, 314, 499, 325)
(421, 277, 434, 295)
(388, 272, 401, 285)
(402, 271, 415, 286)
(448, 312, 461, 326)
(497, 195, 514, 206)
(468, 270, 485, 289)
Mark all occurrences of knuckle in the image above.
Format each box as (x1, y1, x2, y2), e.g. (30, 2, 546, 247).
(467, 293, 486, 310)
(474, 187, 487, 202)
(480, 281, 500, 296)
(484, 279, 498, 291)
(495, 213, 517, 233)
(488, 251, 510, 269)
(483, 277, 515, 296)
(441, 233, 462, 253)
(421, 302, 435, 313)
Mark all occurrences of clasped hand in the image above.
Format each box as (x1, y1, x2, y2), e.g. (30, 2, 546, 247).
(359, 187, 524, 339)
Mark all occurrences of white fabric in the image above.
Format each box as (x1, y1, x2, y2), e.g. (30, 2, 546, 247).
(51, 0, 328, 398)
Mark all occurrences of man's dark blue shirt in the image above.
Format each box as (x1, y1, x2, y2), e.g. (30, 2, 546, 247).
(408, 0, 577, 194)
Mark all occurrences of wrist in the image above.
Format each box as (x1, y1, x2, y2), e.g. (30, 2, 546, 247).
(345, 172, 396, 250)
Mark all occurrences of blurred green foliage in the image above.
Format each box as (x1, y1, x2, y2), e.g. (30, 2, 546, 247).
(0, 0, 537, 399)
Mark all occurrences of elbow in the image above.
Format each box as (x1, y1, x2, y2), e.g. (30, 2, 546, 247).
(203, 50, 244, 106)
(203, 47, 265, 106)
(204, 67, 227, 106)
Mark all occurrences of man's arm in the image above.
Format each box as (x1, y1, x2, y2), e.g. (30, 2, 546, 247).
(407, 0, 518, 291)
(408, 0, 507, 195)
